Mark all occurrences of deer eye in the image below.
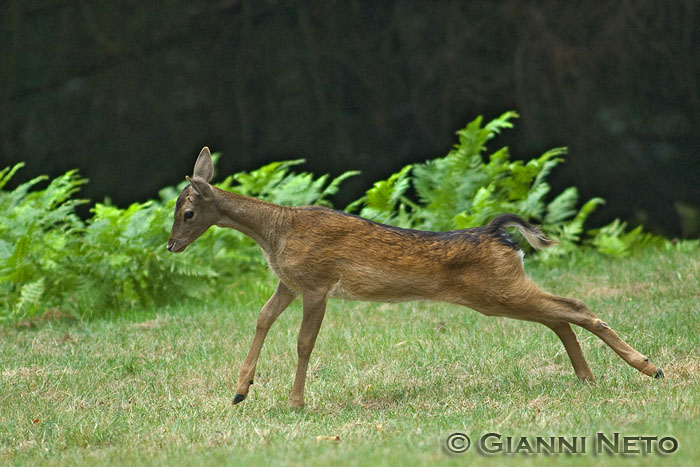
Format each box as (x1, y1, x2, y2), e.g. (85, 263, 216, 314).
(184, 211, 194, 220)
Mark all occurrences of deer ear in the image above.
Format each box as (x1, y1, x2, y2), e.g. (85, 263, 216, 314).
(193, 146, 214, 182)
(186, 175, 214, 201)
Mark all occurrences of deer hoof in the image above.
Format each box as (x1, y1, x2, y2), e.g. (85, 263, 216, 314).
(233, 393, 247, 404)
(654, 369, 664, 379)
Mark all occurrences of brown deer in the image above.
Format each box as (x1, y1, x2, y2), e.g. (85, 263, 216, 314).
(167, 147, 663, 408)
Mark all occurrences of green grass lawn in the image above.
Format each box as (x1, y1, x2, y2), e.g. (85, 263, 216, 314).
(1, 247, 698, 466)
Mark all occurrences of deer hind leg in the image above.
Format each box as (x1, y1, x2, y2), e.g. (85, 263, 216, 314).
(537, 294, 664, 379)
(541, 321, 595, 381)
(234, 281, 297, 404)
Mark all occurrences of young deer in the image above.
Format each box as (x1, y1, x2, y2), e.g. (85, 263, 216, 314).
(168, 147, 663, 408)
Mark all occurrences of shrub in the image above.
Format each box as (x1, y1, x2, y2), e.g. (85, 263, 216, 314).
(347, 111, 668, 259)
(0, 159, 357, 321)
(1, 113, 680, 322)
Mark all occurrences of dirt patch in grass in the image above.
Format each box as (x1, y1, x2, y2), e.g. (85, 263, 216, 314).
(581, 282, 653, 300)
(663, 359, 700, 380)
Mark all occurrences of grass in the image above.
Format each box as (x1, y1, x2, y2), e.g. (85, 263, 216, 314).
(1, 246, 698, 466)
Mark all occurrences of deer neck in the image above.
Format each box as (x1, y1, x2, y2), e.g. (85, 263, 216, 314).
(213, 188, 288, 253)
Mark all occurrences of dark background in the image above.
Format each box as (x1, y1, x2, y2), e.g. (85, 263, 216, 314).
(2, 0, 699, 236)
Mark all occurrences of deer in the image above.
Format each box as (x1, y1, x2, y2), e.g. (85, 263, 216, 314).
(167, 147, 663, 408)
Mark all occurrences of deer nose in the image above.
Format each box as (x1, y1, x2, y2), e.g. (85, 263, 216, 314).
(167, 239, 177, 252)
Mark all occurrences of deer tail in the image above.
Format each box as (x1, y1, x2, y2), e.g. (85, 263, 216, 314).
(487, 214, 558, 250)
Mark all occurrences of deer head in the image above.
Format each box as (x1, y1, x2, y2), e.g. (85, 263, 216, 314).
(167, 147, 219, 253)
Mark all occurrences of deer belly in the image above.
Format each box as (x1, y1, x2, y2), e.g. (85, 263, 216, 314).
(328, 268, 437, 303)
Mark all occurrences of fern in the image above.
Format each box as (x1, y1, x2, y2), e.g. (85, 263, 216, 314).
(318, 170, 361, 206)
(222, 159, 359, 207)
(590, 219, 667, 257)
(11, 278, 45, 321)
(0, 163, 25, 190)
(0, 154, 359, 321)
(537, 197, 606, 261)
(347, 165, 416, 227)
(544, 187, 580, 225)
(0, 117, 679, 322)
(348, 111, 658, 260)
(352, 112, 575, 234)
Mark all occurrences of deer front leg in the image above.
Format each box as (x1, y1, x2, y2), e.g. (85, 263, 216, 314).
(234, 281, 297, 404)
(289, 291, 328, 408)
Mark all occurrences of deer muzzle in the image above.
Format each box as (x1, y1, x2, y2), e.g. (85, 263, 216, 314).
(167, 238, 186, 253)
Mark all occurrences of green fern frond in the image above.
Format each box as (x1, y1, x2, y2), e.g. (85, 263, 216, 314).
(14, 278, 45, 318)
(356, 164, 414, 225)
(318, 170, 361, 206)
(545, 187, 580, 225)
(0, 163, 25, 191)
